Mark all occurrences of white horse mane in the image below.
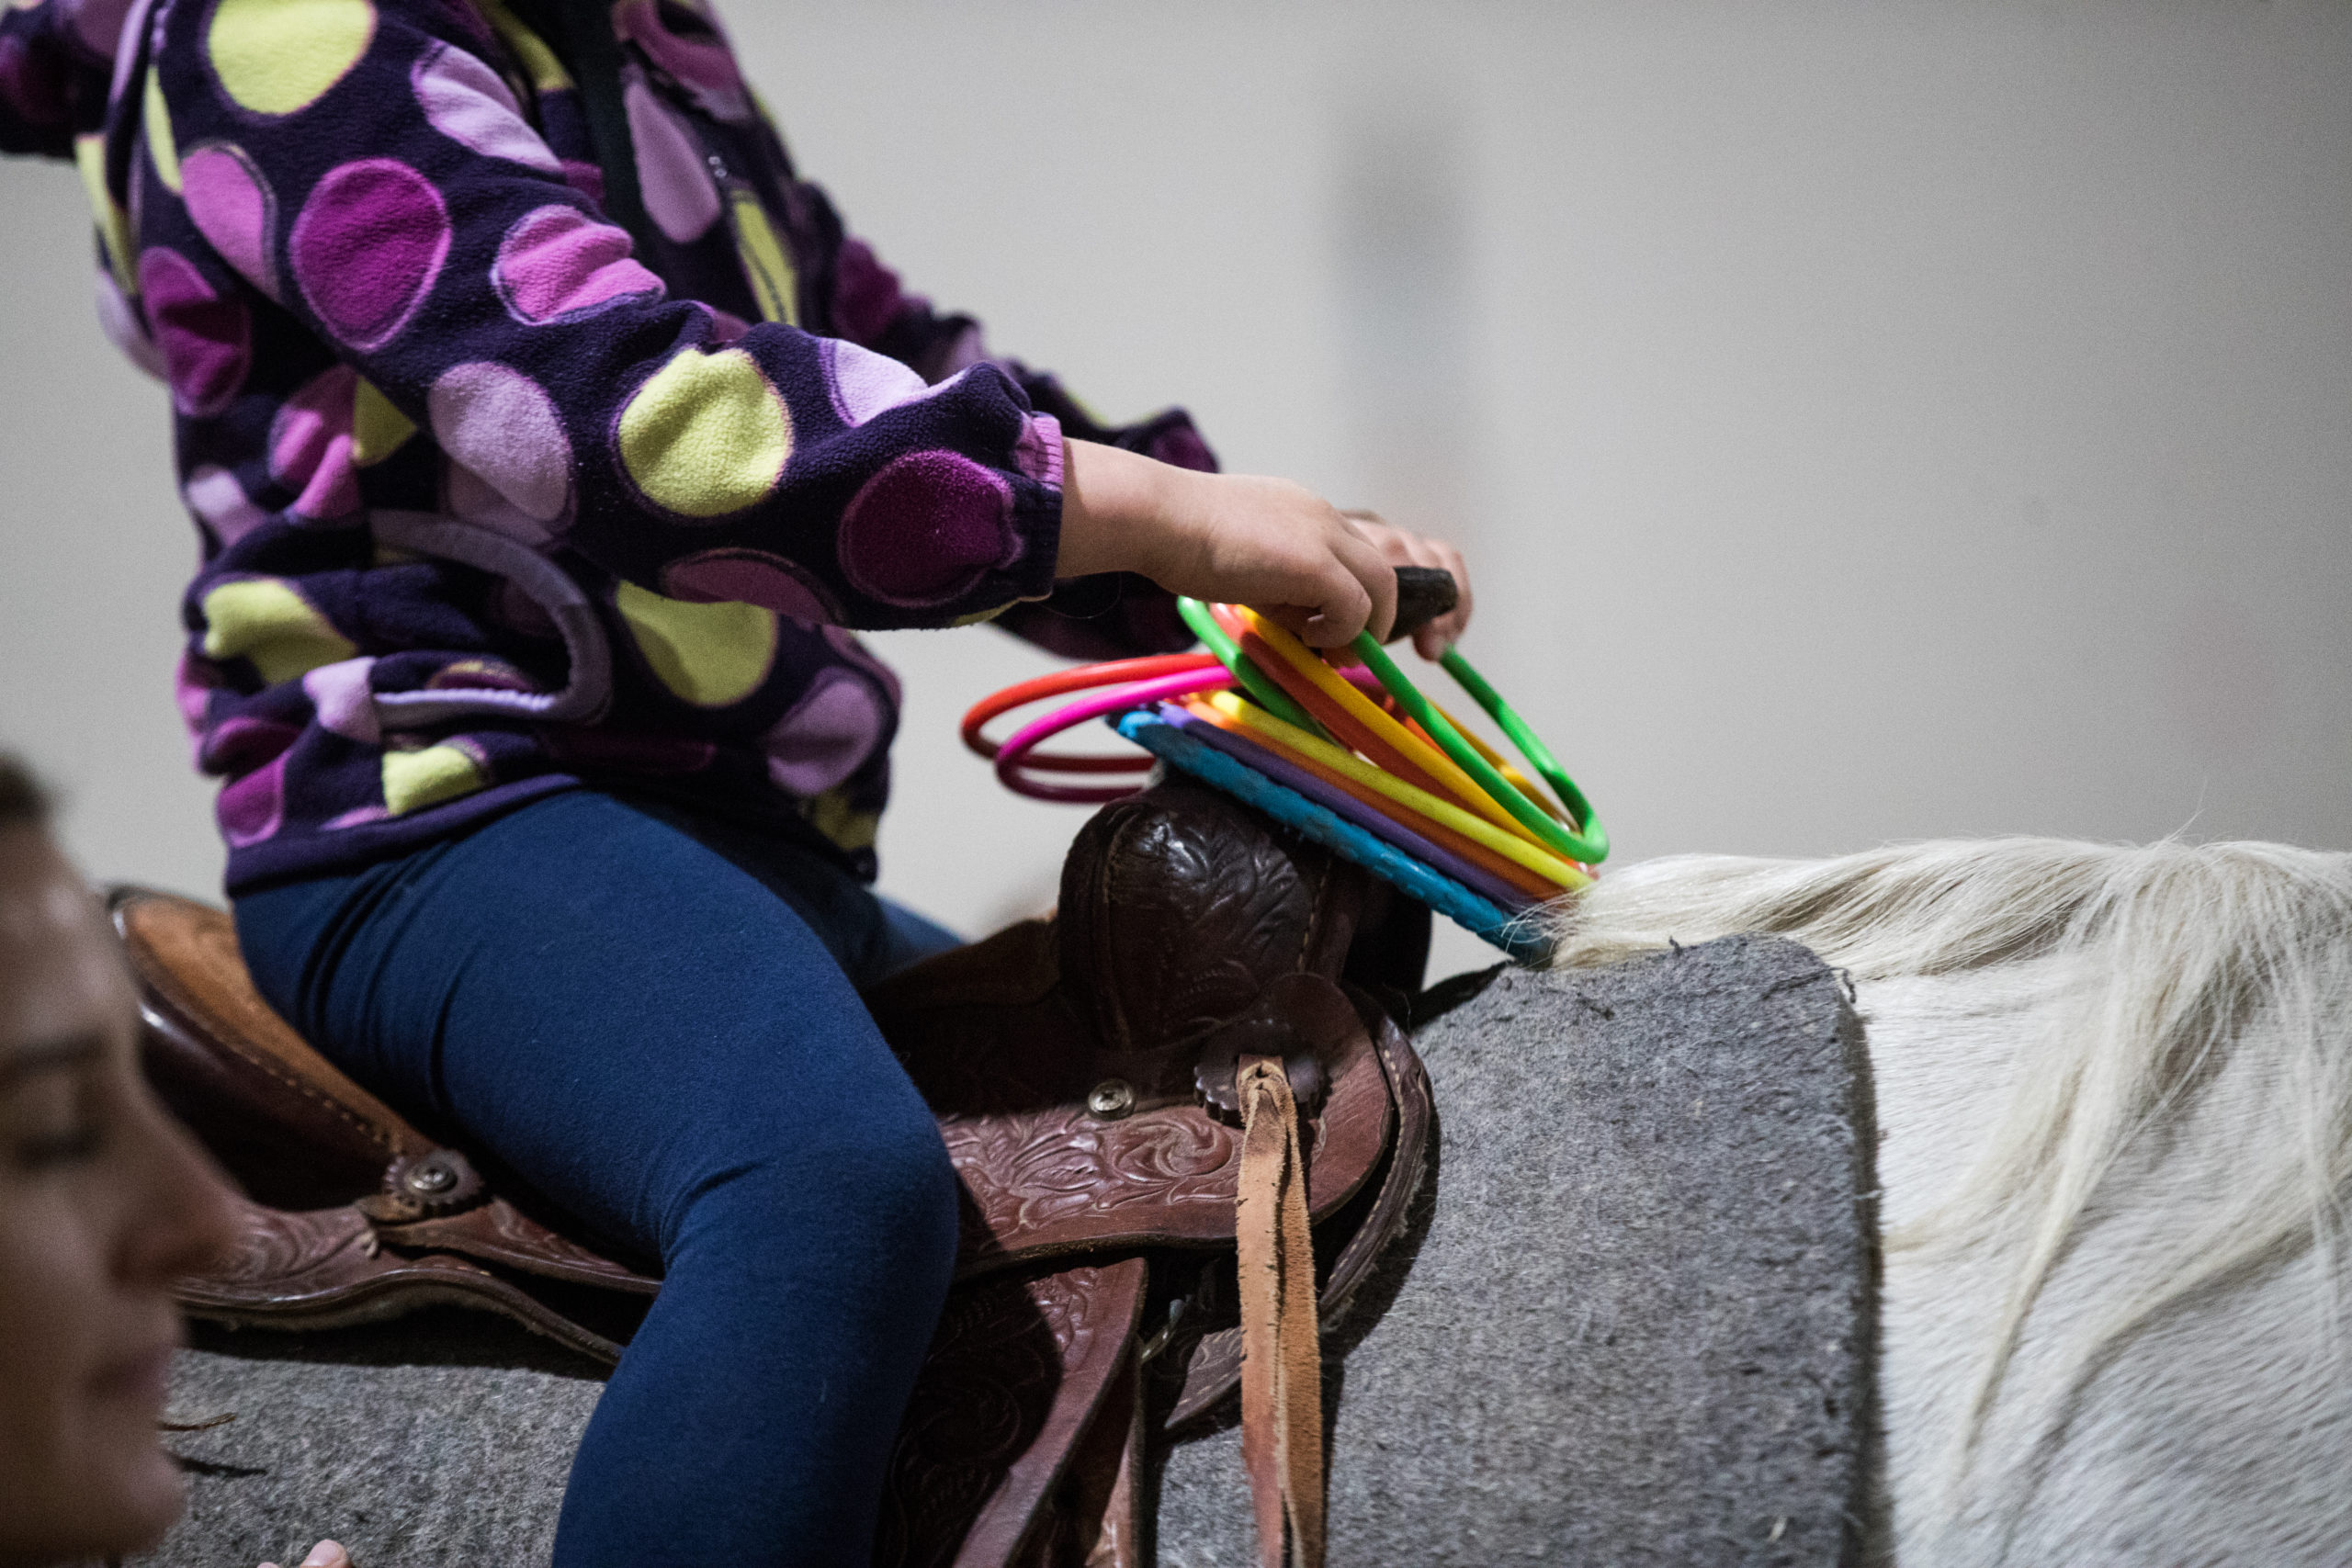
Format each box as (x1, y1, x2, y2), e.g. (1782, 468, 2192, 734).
(1536, 837, 2352, 1562)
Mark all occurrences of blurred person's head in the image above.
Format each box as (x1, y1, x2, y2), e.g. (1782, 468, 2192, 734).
(0, 758, 238, 1567)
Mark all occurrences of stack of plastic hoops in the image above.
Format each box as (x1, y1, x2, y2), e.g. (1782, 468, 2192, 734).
(961, 577, 1605, 963)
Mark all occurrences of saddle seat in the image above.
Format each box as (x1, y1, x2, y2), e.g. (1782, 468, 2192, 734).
(116, 779, 1435, 1568)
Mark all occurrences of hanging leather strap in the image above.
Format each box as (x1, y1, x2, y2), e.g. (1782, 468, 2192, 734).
(1236, 1055, 1326, 1568)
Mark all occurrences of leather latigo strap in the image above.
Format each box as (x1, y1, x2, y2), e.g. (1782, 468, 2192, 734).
(117, 780, 1433, 1568)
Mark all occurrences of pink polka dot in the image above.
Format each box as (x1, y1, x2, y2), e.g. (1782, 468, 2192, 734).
(661, 549, 840, 623)
(217, 752, 288, 848)
(199, 715, 300, 775)
(269, 365, 360, 520)
(762, 671, 886, 796)
(301, 656, 379, 742)
(180, 142, 277, 296)
(611, 0, 749, 120)
(289, 159, 449, 350)
(185, 463, 270, 547)
(138, 246, 251, 418)
(426, 361, 571, 524)
(837, 450, 1019, 608)
(1013, 412, 1064, 486)
(623, 74, 718, 243)
(822, 339, 933, 427)
(493, 204, 662, 323)
(413, 40, 561, 172)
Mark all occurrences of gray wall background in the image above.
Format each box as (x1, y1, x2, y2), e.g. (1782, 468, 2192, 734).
(3, 0, 2346, 979)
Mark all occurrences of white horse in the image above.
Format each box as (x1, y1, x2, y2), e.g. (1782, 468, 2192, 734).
(1541, 838, 2352, 1566)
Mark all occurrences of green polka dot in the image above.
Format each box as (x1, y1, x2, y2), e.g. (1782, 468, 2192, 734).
(805, 788, 879, 853)
(615, 581, 777, 706)
(207, 0, 377, 117)
(74, 134, 135, 293)
(352, 376, 414, 466)
(616, 347, 792, 519)
(381, 744, 486, 816)
(200, 578, 356, 685)
(142, 67, 181, 193)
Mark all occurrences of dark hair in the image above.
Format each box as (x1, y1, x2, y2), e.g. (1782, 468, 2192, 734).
(0, 754, 51, 830)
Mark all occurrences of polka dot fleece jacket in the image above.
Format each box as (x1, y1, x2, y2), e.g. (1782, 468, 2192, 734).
(0, 0, 1211, 890)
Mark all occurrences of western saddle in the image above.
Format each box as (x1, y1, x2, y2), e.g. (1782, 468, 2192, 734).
(114, 777, 1438, 1568)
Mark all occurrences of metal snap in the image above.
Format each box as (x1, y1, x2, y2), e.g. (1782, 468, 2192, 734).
(405, 1158, 458, 1194)
(1087, 1078, 1136, 1119)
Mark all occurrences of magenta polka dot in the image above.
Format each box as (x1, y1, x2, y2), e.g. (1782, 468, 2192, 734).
(623, 75, 718, 243)
(69, 0, 136, 57)
(494, 204, 662, 324)
(413, 40, 560, 173)
(837, 450, 1018, 608)
(216, 751, 289, 848)
(661, 549, 840, 623)
(180, 142, 277, 296)
(830, 238, 909, 344)
(269, 365, 360, 520)
(762, 671, 885, 796)
(289, 158, 449, 350)
(138, 246, 251, 417)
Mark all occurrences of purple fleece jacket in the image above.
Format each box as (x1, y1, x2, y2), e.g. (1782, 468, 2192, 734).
(0, 0, 1207, 889)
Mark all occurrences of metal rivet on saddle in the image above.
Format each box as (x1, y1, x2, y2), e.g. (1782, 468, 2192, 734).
(1086, 1077, 1136, 1119)
(358, 1147, 488, 1222)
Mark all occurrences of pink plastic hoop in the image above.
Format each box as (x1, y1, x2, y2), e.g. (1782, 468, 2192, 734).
(993, 666, 1236, 802)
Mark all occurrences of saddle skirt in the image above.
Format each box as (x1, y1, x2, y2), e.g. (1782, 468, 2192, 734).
(118, 780, 1435, 1568)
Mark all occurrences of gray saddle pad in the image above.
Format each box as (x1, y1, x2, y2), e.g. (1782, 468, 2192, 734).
(141, 933, 1875, 1566)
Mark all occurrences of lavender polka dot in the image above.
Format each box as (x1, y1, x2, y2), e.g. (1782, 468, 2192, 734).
(301, 656, 379, 742)
(174, 651, 219, 754)
(289, 158, 449, 350)
(69, 0, 136, 63)
(493, 204, 662, 324)
(623, 74, 718, 243)
(413, 40, 561, 172)
(95, 271, 166, 380)
(447, 458, 553, 545)
(216, 751, 288, 848)
(822, 338, 933, 427)
(269, 365, 360, 519)
(427, 361, 571, 524)
(180, 141, 277, 296)
(661, 549, 839, 623)
(137, 246, 251, 417)
(837, 450, 1018, 608)
(185, 463, 269, 547)
(763, 671, 885, 796)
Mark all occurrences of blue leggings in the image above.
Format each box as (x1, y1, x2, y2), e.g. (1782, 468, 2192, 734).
(233, 790, 964, 1568)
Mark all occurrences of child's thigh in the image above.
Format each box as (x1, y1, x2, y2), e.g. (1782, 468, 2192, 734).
(257, 791, 941, 1260)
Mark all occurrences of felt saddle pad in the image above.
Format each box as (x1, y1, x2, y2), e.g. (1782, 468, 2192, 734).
(137, 933, 1876, 1567)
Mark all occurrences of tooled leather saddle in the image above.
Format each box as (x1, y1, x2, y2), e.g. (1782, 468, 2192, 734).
(114, 778, 1436, 1568)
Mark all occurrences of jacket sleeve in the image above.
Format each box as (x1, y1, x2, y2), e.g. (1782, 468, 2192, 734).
(149, 0, 1064, 632)
(816, 220, 1211, 660)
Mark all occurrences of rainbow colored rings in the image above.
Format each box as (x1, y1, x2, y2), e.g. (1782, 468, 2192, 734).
(960, 587, 1605, 955)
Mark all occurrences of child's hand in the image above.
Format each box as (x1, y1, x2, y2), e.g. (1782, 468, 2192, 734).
(1058, 442, 1408, 649)
(1340, 510, 1476, 660)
